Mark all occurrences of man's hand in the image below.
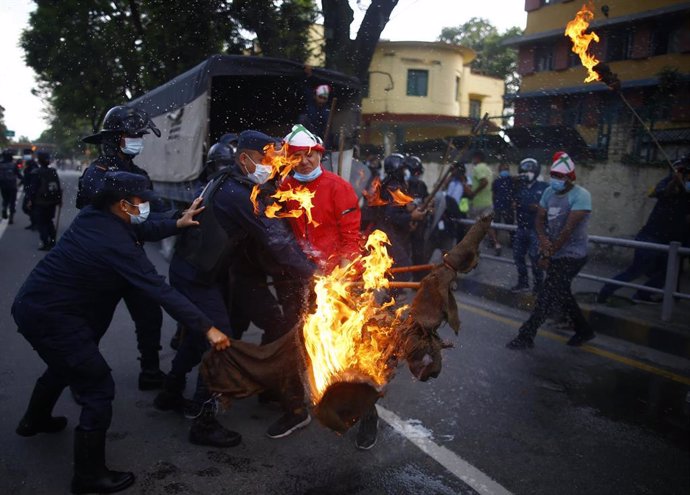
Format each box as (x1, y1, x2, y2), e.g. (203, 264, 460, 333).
(206, 326, 230, 351)
(176, 197, 204, 229)
(411, 208, 427, 222)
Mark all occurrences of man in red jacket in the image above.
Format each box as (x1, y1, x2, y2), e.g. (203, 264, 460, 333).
(280, 124, 361, 273)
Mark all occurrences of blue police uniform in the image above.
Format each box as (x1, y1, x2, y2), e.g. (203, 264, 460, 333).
(12, 204, 213, 431)
(77, 154, 167, 386)
(513, 179, 548, 290)
(166, 162, 315, 405)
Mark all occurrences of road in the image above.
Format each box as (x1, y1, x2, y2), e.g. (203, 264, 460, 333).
(0, 171, 688, 495)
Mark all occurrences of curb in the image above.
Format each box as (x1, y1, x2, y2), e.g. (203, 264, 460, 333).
(455, 278, 690, 359)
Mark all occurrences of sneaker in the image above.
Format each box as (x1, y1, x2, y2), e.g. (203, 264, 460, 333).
(266, 410, 311, 439)
(183, 400, 203, 419)
(138, 369, 166, 391)
(566, 332, 595, 347)
(506, 334, 534, 350)
(510, 284, 530, 293)
(355, 410, 378, 450)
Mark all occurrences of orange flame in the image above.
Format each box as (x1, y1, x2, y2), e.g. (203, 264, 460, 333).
(266, 186, 320, 227)
(302, 229, 408, 403)
(389, 188, 414, 206)
(564, 4, 601, 83)
(362, 177, 388, 206)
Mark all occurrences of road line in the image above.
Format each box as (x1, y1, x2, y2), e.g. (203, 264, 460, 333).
(377, 405, 513, 495)
(457, 302, 690, 386)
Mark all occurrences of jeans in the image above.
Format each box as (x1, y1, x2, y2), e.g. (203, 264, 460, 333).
(518, 256, 591, 339)
(513, 227, 543, 289)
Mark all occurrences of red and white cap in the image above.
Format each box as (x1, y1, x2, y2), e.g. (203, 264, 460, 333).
(551, 151, 576, 179)
(315, 84, 330, 97)
(283, 124, 325, 153)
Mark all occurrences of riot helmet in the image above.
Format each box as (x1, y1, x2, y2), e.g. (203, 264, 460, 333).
(36, 151, 51, 165)
(518, 158, 540, 183)
(207, 142, 235, 168)
(403, 155, 424, 176)
(383, 153, 405, 176)
(82, 106, 161, 145)
(219, 133, 239, 149)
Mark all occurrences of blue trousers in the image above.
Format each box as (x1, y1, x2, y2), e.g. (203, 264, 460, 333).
(513, 227, 543, 289)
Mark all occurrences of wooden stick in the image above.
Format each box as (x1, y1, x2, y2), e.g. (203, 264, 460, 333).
(323, 97, 338, 144)
(390, 264, 436, 274)
(351, 281, 421, 289)
(337, 128, 346, 177)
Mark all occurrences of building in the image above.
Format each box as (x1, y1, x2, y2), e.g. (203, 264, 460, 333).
(360, 41, 504, 152)
(505, 0, 690, 163)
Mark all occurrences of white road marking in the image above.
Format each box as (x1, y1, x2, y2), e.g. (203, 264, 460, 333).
(0, 190, 22, 241)
(377, 405, 513, 495)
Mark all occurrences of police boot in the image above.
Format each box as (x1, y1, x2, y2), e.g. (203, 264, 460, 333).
(16, 381, 68, 437)
(138, 352, 166, 391)
(8, 212, 14, 224)
(188, 401, 242, 448)
(71, 428, 134, 494)
(153, 373, 186, 412)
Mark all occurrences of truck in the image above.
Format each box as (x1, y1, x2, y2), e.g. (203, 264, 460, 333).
(128, 54, 363, 206)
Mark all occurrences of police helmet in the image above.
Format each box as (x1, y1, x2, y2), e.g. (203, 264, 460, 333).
(518, 158, 540, 182)
(672, 155, 689, 173)
(207, 142, 235, 166)
(82, 106, 161, 144)
(403, 155, 424, 176)
(219, 133, 239, 148)
(36, 150, 51, 163)
(383, 153, 405, 175)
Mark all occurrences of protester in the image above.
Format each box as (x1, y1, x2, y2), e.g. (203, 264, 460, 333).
(0, 149, 21, 224)
(507, 151, 594, 349)
(511, 158, 548, 293)
(465, 151, 501, 255)
(79, 105, 168, 391)
(26, 151, 62, 250)
(21, 148, 38, 230)
(12, 171, 221, 495)
(492, 162, 515, 227)
(597, 157, 690, 303)
(298, 65, 332, 145)
(157, 130, 315, 445)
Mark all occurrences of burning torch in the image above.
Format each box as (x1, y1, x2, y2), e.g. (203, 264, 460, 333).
(565, 4, 676, 173)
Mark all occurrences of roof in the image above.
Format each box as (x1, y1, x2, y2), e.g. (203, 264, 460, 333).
(503, 2, 690, 47)
(377, 40, 477, 64)
(128, 54, 360, 118)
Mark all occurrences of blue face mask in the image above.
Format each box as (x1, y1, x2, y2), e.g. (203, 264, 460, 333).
(550, 178, 566, 192)
(500, 170, 510, 178)
(293, 166, 323, 183)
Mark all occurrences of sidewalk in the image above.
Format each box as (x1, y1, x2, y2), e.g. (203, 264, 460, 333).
(449, 243, 690, 359)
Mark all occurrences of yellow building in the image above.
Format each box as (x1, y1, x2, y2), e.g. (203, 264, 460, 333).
(361, 41, 504, 149)
(505, 0, 690, 163)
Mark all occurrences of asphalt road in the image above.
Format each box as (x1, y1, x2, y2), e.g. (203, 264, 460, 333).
(0, 171, 688, 495)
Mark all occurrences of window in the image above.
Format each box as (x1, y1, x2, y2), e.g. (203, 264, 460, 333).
(535, 44, 553, 72)
(455, 76, 461, 102)
(469, 99, 482, 119)
(406, 69, 428, 97)
(607, 28, 634, 61)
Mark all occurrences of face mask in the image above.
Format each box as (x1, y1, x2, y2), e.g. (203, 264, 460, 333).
(121, 137, 144, 155)
(500, 170, 510, 178)
(293, 166, 323, 183)
(550, 178, 566, 192)
(404, 169, 412, 181)
(242, 154, 273, 185)
(23, 155, 32, 161)
(126, 201, 150, 224)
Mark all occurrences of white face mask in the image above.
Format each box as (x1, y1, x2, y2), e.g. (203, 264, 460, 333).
(244, 154, 273, 184)
(126, 201, 150, 224)
(121, 137, 144, 155)
(23, 155, 32, 161)
(404, 169, 412, 181)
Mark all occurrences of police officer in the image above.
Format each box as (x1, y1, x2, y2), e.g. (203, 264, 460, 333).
(0, 149, 21, 224)
(155, 130, 315, 445)
(21, 148, 38, 229)
(403, 155, 429, 271)
(12, 171, 224, 494)
(26, 151, 62, 250)
(79, 106, 168, 390)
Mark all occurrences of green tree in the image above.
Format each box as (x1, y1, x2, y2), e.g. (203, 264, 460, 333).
(0, 105, 8, 147)
(439, 18, 523, 96)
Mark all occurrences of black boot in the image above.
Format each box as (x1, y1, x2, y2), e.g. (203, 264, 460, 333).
(189, 401, 242, 448)
(138, 352, 166, 391)
(71, 429, 134, 494)
(8, 212, 14, 224)
(16, 381, 68, 437)
(153, 373, 186, 412)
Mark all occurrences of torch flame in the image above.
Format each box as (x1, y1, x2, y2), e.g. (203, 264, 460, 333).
(302, 229, 407, 404)
(362, 177, 414, 206)
(564, 4, 601, 83)
(389, 188, 414, 206)
(266, 186, 320, 227)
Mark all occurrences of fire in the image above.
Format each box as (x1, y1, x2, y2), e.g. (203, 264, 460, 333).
(248, 142, 318, 224)
(389, 188, 414, 205)
(265, 186, 320, 227)
(362, 177, 413, 206)
(302, 230, 408, 404)
(565, 4, 601, 83)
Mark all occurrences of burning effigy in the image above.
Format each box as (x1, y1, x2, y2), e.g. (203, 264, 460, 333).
(200, 215, 492, 433)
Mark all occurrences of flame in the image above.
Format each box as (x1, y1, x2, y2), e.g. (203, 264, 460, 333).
(389, 188, 414, 205)
(302, 229, 408, 403)
(266, 185, 320, 227)
(564, 4, 601, 83)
